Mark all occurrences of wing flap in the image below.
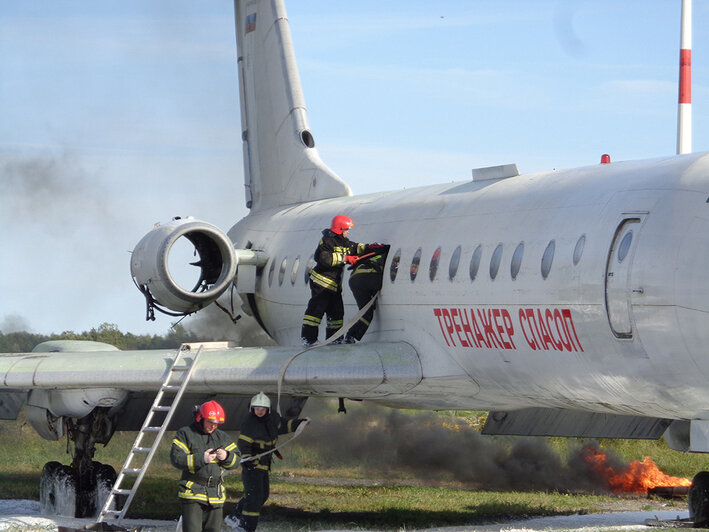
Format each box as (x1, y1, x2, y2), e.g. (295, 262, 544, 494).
(482, 407, 672, 439)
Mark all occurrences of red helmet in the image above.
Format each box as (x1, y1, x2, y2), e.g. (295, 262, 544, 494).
(330, 215, 354, 235)
(195, 400, 225, 424)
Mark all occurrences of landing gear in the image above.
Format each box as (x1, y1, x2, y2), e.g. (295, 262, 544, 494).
(38, 408, 118, 518)
(689, 471, 709, 526)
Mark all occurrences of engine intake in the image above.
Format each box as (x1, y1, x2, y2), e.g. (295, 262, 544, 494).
(131, 217, 237, 315)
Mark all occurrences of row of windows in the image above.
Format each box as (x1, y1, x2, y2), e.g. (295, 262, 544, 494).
(267, 255, 314, 287)
(265, 234, 590, 288)
(389, 235, 587, 282)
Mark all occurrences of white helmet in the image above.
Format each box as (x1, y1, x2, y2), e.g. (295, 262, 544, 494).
(250, 392, 271, 410)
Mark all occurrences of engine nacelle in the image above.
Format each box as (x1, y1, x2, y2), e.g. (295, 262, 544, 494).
(131, 217, 237, 314)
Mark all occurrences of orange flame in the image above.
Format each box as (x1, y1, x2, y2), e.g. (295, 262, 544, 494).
(581, 445, 690, 493)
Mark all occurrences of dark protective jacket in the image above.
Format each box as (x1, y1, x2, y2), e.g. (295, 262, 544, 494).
(309, 229, 367, 292)
(350, 246, 389, 281)
(170, 421, 239, 506)
(346, 246, 390, 341)
(238, 411, 307, 471)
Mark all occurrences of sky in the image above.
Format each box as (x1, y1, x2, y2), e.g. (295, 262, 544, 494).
(1, 0, 708, 337)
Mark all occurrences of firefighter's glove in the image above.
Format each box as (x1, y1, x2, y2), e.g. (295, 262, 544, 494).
(204, 449, 217, 464)
(215, 448, 228, 461)
(344, 255, 358, 265)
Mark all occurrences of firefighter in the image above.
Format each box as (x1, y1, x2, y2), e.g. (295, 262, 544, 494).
(170, 400, 239, 532)
(301, 214, 383, 346)
(344, 244, 390, 343)
(224, 392, 309, 532)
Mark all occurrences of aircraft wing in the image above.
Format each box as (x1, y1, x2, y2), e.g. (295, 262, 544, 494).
(0, 340, 422, 432)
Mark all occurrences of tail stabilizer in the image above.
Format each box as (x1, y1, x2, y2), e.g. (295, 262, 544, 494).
(234, 0, 351, 211)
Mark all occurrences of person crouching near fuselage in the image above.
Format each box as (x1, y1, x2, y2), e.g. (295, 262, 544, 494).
(224, 392, 310, 532)
(344, 244, 390, 343)
(170, 400, 238, 532)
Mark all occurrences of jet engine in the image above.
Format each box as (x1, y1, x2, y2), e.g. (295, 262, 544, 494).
(131, 217, 237, 316)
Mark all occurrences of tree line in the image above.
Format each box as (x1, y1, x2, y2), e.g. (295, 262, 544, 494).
(0, 322, 202, 353)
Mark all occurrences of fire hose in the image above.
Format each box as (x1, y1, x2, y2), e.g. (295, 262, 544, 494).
(239, 291, 379, 469)
(238, 417, 310, 465)
(274, 290, 381, 416)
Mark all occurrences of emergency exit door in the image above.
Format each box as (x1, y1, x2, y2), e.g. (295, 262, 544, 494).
(605, 217, 643, 338)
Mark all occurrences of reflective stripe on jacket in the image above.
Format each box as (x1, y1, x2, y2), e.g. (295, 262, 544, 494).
(350, 251, 388, 278)
(310, 229, 365, 292)
(238, 412, 305, 471)
(170, 421, 239, 506)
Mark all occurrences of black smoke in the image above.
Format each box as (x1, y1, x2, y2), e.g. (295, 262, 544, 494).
(0, 152, 116, 231)
(295, 400, 620, 493)
(183, 295, 275, 347)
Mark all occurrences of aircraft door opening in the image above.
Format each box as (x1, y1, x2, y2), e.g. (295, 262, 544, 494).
(604, 217, 644, 338)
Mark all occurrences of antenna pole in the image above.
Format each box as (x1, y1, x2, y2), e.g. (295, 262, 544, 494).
(677, 0, 692, 154)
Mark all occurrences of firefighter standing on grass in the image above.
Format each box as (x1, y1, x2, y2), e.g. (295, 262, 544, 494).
(301, 214, 383, 346)
(224, 392, 309, 532)
(170, 400, 238, 532)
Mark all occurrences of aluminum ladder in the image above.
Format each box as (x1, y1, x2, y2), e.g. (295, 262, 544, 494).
(96, 342, 205, 524)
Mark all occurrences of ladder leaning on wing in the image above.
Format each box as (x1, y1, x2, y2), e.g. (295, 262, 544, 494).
(96, 342, 205, 525)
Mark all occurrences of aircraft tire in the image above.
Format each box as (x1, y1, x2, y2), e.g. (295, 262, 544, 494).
(39, 461, 62, 515)
(39, 461, 77, 516)
(689, 471, 709, 525)
(94, 462, 117, 516)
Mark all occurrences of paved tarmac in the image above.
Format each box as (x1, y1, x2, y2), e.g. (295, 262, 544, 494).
(0, 499, 692, 532)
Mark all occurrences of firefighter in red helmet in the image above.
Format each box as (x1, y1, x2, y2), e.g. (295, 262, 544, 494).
(301, 215, 383, 345)
(170, 400, 238, 532)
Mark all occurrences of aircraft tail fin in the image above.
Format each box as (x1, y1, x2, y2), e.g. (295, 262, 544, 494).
(234, 0, 351, 211)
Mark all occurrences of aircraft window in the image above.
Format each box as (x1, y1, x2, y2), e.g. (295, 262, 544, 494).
(291, 256, 300, 285)
(429, 247, 441, 281)
(469, 245, 482, 281)
(511, 242, 524, 280)
(304, 257, 315, 284)
(490, 243, 503, 280)
(411, 248, 422, 281)
(617, 231, 633, 263)
(541, 240, 555, 279)
(278, 257, 287, 286)
(268, 258, 276, 287)
(573, 234, 586, 265)
(390, 249, 401, 282)
(449, 245, 461, 280)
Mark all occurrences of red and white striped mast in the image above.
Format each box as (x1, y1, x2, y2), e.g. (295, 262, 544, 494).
(677, 0, 692, 154)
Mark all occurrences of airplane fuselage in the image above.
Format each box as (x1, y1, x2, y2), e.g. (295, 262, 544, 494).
(228, 153, 709, 419)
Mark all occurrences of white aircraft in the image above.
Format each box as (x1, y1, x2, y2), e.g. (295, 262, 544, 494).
(2, 0, 709, 524)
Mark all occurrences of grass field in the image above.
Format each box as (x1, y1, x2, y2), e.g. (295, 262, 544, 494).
(1, 399, 705, 530)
